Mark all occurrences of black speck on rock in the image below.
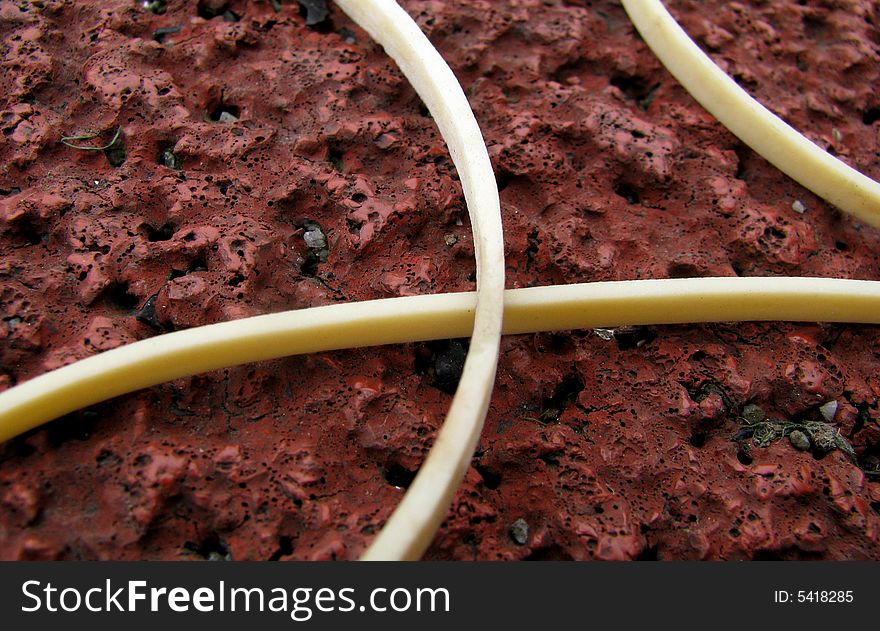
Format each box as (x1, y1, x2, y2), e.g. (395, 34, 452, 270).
(136, 293, 164, 332)
(434, 340, 467, 394)
(298, 0, 329, 27)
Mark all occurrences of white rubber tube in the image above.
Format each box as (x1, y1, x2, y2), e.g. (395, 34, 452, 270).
(299, 0, 508, 560)
(4, 277, 880, 443)
(621, 0, 880, 227)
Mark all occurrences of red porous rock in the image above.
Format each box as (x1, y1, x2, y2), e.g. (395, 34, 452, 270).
(0, 0, 879, 560)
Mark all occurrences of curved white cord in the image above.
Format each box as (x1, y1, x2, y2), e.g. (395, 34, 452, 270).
(310, 0, 507, 560)
(4, 277, 880, 442)
(621, 0, 880, 227)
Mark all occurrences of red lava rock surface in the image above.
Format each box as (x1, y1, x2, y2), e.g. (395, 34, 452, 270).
(1, 0, 880, 560)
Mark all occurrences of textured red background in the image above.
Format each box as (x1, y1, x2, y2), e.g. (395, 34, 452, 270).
(1, 0, 879, 559)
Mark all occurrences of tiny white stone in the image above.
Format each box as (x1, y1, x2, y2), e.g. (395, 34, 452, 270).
(792, 199, 806, 214)
(218, 111, 239, 123)
(819, 400, 838, 422)
(509, 518, 529, 545)
(593, 328, 615, 341)
(303, 229, 326, 249)
(832, 128, 843, 143)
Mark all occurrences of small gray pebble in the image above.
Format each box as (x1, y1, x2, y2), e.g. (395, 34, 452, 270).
(303, 229, 326, 249)
(509, 518, 529, 545)
(789, 430, 811, 451)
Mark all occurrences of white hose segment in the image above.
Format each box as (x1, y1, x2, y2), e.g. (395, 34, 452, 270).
(3, 276, 880, 440)
(295, 0, 507, 560)
(621, 0, 880, 228)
